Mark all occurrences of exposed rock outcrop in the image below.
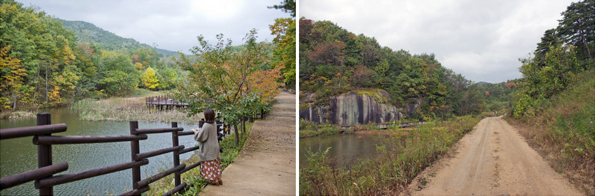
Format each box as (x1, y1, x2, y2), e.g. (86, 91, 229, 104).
(299, 90, 404, 126)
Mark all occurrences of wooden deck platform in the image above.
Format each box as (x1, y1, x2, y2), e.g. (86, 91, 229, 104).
(145, 96, 188, 109)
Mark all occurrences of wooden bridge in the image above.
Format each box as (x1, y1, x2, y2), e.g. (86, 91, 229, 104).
(145, 95, 188, 110)
(0, 113, 232, 196)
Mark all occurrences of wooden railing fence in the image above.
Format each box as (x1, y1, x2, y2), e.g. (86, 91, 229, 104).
(0, 113, 211, 196)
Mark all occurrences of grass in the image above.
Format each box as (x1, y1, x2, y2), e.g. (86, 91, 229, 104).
(299, 115, 480, 195)
(505, 69, 595, 194)
(130, 88, 169, 97)
(70, 97, 202, 123)
(299, 119, 343, 138)
(0, 111, 36, 120)
(144, 122, 253, 196)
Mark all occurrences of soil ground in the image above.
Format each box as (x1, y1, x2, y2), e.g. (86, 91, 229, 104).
(200, 91, 296, 195)
(404, 117, 583, 196)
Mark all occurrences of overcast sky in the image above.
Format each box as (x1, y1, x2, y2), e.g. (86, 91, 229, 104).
(300, 0, 576, 83)
(17, 0, 290, 54)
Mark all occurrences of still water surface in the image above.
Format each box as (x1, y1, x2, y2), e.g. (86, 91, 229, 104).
(299, 134, 381, 168)
(0, 108, 200, 195)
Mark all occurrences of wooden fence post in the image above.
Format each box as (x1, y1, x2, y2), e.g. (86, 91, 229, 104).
(37, 113, 52, 196)
(171, 122, 181, 188)
(130, 121, 141, 193)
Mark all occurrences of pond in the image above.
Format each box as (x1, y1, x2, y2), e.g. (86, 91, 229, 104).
(0, 108, 200, 195)
(299, 134, 382, 168)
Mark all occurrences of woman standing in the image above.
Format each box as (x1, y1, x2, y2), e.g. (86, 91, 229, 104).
(192, 109, 222, 186)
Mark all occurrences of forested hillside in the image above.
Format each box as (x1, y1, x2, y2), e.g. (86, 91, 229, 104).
(507, 0, 594, 192)
(0, 0, 185, 112)
(58, 19, 178, 56)
(477, 79, 519, 113)
(299, 18, 505, 120)
(512, 0, 594, 118)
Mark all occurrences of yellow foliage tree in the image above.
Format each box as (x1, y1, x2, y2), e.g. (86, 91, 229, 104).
(0, 45, 26, 110)
(270, 17, 296, 88)
(141, 67, 159, 89)
(135, 62, 144, 70)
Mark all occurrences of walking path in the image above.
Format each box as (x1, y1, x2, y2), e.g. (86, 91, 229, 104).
(406, 117, 582, 195)
(201, 90, 296, 195)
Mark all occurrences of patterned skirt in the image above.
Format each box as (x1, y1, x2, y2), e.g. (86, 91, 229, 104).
(201, 158, 222, 181)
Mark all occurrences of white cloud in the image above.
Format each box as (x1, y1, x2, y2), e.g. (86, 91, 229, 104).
(300, 0, 576, 83)
(18, 0, 290, 53)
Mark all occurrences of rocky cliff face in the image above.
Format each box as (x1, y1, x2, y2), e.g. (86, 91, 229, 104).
(299, 91, 404, 126)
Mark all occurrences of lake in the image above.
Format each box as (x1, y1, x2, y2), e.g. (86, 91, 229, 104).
(0, 107, 200, 195)
(299, 134, 382, 168)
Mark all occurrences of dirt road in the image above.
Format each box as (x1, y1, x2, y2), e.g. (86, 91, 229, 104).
(408, 117, 583, 196)
(201, 90, 296, 195)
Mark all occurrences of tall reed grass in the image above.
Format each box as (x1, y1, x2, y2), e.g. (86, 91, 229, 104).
(0, 111, 36, 120)
(299, 116, 479, 195)
(70, 97, 202, 123)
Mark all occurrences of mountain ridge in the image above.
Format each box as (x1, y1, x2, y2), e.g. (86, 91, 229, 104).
(57, 18, 178, 56)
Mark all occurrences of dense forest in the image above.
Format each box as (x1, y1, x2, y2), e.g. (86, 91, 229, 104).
(0, 0, 187, 111)
(299, 18, 515, 120)
(1, 0, 296, 114)
(511, 0, 594, 118)
(477, 80, 519, 113)
(506, 1, 594, 191)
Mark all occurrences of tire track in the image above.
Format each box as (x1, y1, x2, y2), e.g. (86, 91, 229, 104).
(408, 117, 583, 195)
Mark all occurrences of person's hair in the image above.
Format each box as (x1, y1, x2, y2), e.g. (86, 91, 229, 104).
(204, 109, 215, 124)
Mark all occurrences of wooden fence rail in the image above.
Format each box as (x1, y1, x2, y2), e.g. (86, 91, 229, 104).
(0, 113, 214, 196)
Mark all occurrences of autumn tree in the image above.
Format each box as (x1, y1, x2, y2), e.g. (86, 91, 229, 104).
(141, 67, 159, 89)
(350, 65, 374, 88)
(504, 81, 516, 89)
(1, 0, 83, 109)
(299, 18, 488, 120)
(174, 30, 282, 146)
(270, 17, 296, 89)
(0, 45, 26, 110)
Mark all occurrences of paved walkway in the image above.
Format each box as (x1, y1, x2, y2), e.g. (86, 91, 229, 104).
(201, 90, 296, 195)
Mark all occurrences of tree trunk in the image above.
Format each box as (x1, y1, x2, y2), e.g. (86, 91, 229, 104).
(45, 62, 48, 103)
(579, 28, 592, 59)
(243, 117, 246, 134)
(233, 124, 239, 147)
(12, 92, 17, 112)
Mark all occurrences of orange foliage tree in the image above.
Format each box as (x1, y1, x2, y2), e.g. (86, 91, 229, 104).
(504, 81, 516, 89)
(174, 29, 282, 146)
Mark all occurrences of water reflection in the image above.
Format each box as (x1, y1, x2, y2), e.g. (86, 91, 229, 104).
(299, 134, 380, 168)
(0, 108, 200, 195)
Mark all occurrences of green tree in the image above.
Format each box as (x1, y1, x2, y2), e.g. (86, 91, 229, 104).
(174, 30, 282, 146)
(270, 17, 296, 89)
(392, 57, 429, 104)
(557, 0, 594, 60)
(0, 0, 85, 109)
(97, 53, 139, 96)
(513, 43, 581, 117)
(268, 0, 295, 17)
